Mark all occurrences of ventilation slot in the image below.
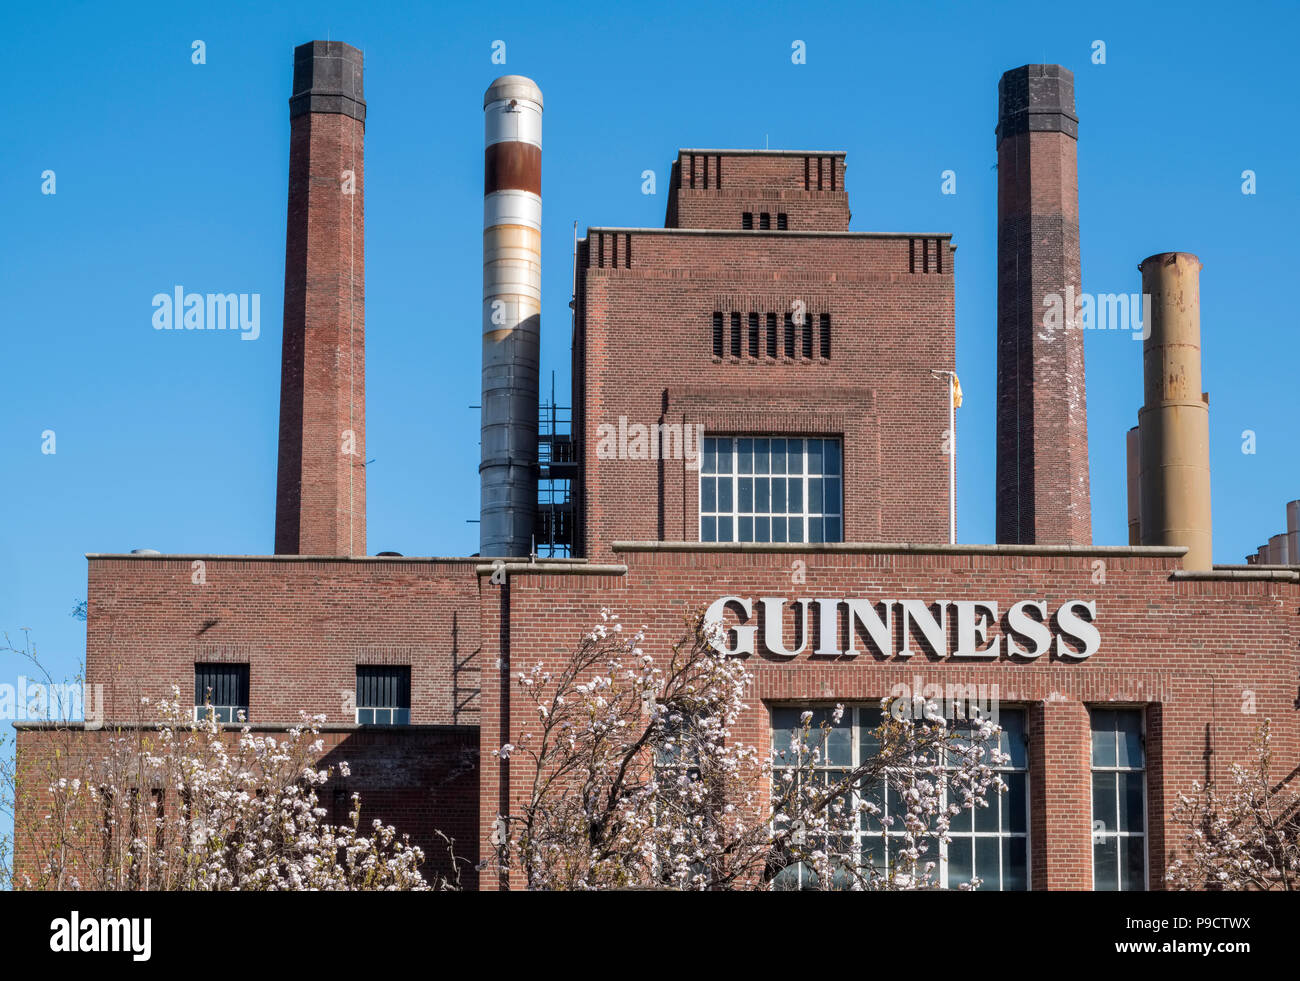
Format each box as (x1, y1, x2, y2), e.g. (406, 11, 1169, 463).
(908, 238, 945, 274)
(730, 313, 742, 358)
(748, 313, 760, 357)
(766, 313, 778, 358)
(712, 312, 723, 357)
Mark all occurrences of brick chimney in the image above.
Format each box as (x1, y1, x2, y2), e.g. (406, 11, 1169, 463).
(995, 64, 1091, 545)
(275, 41, 367, 555)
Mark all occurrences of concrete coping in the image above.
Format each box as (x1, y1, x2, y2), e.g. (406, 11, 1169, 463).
(13, 721, 479, 734)
(678, 148, 848, 157)
(1173, 569, 1300, 582)
(1213, 563, 1300, 571)
(86, 553, 588, 565)
(475, 562, 628, 577)
(612, 540, 1188, 558)
(585, 227, 952, 240)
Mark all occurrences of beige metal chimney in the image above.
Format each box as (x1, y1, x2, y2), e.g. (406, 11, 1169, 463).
(1137, 252, 1212, 570)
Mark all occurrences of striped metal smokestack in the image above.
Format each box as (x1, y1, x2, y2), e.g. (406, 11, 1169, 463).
(480, 76, 542, 557)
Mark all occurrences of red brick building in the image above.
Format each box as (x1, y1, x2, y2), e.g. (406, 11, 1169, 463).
(15, 47, 1299, 892)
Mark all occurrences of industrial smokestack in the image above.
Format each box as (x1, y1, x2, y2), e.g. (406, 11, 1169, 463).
(480, 76, 543, 557)
(275, 41, 367, 555)
(1125, 426, 1141, 545)
(1137, 252, 1211, 570)
(995, 65, 1092, 546)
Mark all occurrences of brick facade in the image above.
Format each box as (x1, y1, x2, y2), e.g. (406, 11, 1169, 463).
(477, 547, 1299, 890)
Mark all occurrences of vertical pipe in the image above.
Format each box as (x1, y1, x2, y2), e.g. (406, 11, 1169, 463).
(949, 375, 956, 545)
(1125, 426, 1141, 545)
(1268, 533, 1289, 566)
(1137, 252, 1212, 570)
(480, 76, 543, 557)
(1286, 500, 1300, 566)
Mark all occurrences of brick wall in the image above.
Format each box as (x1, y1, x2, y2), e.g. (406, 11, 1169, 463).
(667, 151, 851, 231)
(83, 556, 482, 726)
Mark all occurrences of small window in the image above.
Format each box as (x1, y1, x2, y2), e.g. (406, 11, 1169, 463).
(194, 663, 249, 723)
(742, 212, 754, 230)
(712, 312, 723, 357)
(356, 666, 411, 726)
(730, 313, 742, 358)
(819, 313, 831, 359)
(777, 213, 788, 230)
(759, 212, 771, 230)
(748, 313, 760, 358)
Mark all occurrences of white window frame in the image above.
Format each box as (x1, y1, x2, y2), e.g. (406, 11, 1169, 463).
(699, 436, 843, 545)
(1089, 707, 1148, 891)
(769, 704, 1029, 890)
(193, 704, 246, 724)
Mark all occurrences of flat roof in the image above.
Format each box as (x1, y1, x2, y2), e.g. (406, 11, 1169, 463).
(677, 148, 847, 157)
(85, 553, 587, 564)
(583, 227, 954, 241)
(612, 541, 1189, 558)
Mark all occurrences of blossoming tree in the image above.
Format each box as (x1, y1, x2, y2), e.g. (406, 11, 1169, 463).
(1167, 719, 1300, 891)
(7, 686, 442, 891)
(486, 609, 1008, 890)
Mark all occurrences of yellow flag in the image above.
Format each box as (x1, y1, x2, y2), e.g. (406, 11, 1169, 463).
(952, 373, 963, 409)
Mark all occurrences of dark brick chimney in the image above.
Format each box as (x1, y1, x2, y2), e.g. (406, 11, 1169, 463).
(995, 64, 1091, 545)
(275, 41, 367, 555)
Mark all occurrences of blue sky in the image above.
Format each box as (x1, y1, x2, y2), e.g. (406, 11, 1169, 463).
(2, 0, 1297, 690)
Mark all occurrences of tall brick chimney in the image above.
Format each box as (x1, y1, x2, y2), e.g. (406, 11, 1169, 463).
(275, 41, 367, 555)
(995, 64, 1091, 545)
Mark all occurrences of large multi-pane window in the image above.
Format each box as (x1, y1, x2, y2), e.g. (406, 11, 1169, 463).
(194, 663, 249, 723)
(700, 437, 842, 544)
(356, 666, 411, 725)
(769, 705, 1028, 890)
(1091, 708, 1146, 890)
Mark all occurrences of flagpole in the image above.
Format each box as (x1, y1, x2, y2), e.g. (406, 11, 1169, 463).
(949, 375, 956, 545)
(930, 369, 957, 545)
